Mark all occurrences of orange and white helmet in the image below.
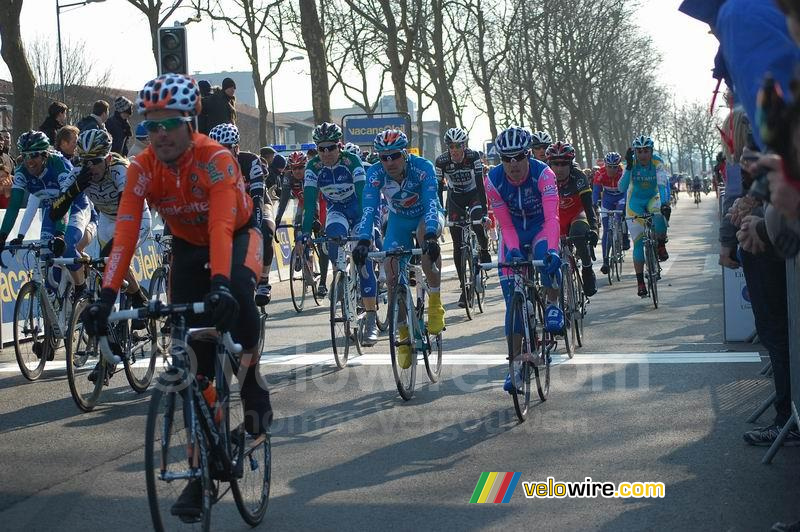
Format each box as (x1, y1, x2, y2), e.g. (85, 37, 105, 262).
(136, 74, 201, 116)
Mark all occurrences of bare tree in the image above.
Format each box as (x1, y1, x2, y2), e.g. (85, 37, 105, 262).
(125, 0, 185, 71)
(0, 0, 35, 143)
(195, 0, 287, 145)
(26, 37, 113, 126)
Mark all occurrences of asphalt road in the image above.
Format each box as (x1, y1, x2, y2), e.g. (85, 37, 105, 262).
(0, 191, 797, 531)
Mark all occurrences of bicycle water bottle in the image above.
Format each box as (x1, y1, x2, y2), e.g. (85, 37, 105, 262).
(197, 374, 222, 425)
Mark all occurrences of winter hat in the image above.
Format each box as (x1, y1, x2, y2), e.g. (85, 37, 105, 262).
(222, 77, 236, 90)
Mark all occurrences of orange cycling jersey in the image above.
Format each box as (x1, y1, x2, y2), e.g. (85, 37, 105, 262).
(103, 132, 253, 291)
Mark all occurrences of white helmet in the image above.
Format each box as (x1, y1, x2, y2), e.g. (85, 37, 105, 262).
(444, 127, 468, 145)
(342, 142, 362, 156)
(208, 123, 240, 146)
(531, 130, 552, 147)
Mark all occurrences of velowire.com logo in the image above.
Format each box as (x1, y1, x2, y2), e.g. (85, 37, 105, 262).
(469, 472, 521, 504)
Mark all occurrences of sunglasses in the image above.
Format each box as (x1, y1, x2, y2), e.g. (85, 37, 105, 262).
(84, 157, 105, 166)
(380, 152, 404, 162)
(634, 148, 651, 153)
(23, 151, 47, 161)
(549, 161, 571, 167)
(448, 143, 465, 149)
(606, 164, 621, 169)
(318, 144, 339, 153)
(501, 152, 528, 163)
(140, 116, 193, 133)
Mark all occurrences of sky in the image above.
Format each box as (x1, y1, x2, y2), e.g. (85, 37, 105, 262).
(0, 0, 720, 144)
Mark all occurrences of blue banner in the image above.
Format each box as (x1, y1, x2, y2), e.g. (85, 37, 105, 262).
(344, 116, 410, 144)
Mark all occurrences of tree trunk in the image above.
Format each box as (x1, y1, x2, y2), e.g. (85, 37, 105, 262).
(254, 73, 269, 146)
(0, 0, 35, 144)
(148, 11, 160, 73)
(299, 0, 331, 123)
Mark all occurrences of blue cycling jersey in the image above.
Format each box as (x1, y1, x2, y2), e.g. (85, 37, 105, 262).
(356, 153, 440, 241)
(619, 153, 670, 207)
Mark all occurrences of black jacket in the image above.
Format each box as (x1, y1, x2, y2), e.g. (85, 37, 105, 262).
(38, 116, 64, 146)
(105, 113, 132, 156)
(76, 114, 107, 133)
(204, 90, 236, 132)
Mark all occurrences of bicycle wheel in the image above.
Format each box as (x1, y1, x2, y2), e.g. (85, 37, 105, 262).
(65, 296, 105, 411)
(122, 289, 159, 393)
(460, 245, 474, 320)
(13, 282, 49, 381)
(573, 267, 585, 348)
(613, 229, 623, 282)
(388, 284, 416, 401)
(148, 266, 171, 355)
(145, 375, 213, 531)
(308, 245, 322, 307)
(288, 247, 306, 313)
(226, 382, 271, 526)
(645, 240, 659, 309)
(375, 265, 389, 332)
(507, 293, 533, 422)
(532, 293, 550, 402)
(475, 268, 488, 313)
(421, 297, 442, 382)
(256, 308, 267, 357)
(330, 271, 351, 369)
(558, 262, 575, 359)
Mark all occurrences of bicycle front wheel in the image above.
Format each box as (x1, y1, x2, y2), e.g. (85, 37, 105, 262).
(388, 284, 416, 401)
(375, 265, 389, 332)
(289, 247, 306, 313)
(122, 289, 158, 393)
(148, 266, 171, 355)
(145, 375, 213, 532)
(230, 388, 271, 526)
(646, 240, 659, 309)
(329, 271, 351, 369)
(475, 268, 488, 313)
(508, 293, 533, 422)
(460, 246, 474, 320)
(13, 282, 49, 381)
(559, 263, 575, 359)
(66, 296, 105, 411)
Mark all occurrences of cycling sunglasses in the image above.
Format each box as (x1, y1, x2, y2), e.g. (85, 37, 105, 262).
(83, 157, 105, 166)
(140, 116, 193, 133)
(379, 152, 404, 162)
(501, 152, 528, 163)
(448, 143, 465, 149)
(549, 160, 571, 167)
(22, 151, 47, 161)
(317, 144, 339, 153)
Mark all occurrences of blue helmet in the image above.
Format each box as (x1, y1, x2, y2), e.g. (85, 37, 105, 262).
(632, 135, 654, 149)
(604, 151, 622, 165)
(495, 126, 531, 156)
(373, 129, 408, 152)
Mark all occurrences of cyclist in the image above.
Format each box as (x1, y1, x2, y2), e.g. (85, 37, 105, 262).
(0, 131, 73, 260)
(531, 130, 552, 162)
(547, 141, 598, 297)
(294, 122, 379, 343)
(274, 151, 330, 291)
(485, 126, 561, 392)
(81, 74, 272, 518)
(353, 129, 444, 366)
(49, 129, 151, 311)
(691, 174, 702, 202)
(434, 127, 492, 308)
(208, 123, 276, 306)
(593, 151, 629, 275)
(620, 135, 670, 297)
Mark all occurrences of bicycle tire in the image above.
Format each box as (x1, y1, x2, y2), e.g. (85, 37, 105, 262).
(476, 268, 488, 313)
(231, 432, 271, 525)
(573, 267, 585, 349)
(145, 375, 213, 531)
(13, 282, 48, 381)
(308, 245, 322, 307)
(289, 247, 306, 313)
(148, 266, 171, 355)
(559, 262, 575, 359)
(375, 266, 389, 332)
(613, 230, 623, 282)
(388, 284, 416, 401)
(532, 291, 550, 402)
(257, 308, 267, 357)
(65, 296, 105, 412)
(460, 245, 474, 320)
(330, 271, 351, 369)
(122, 288, 158, 393)
(421, 295, 442, 382)
(604, 237, 613, 286)
(508, 294, 533, 422)
(646, 239, 659, 309)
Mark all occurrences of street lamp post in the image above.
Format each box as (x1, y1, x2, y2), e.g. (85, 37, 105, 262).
(56, 0, 106, 103)
(268, 50, 304, 145)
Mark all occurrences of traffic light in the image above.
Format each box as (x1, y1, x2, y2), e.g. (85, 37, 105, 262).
(158, 26, 188, 75)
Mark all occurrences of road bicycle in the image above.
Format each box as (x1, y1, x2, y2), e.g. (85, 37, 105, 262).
(62, 255, 158, 411)
(100, 301, 271, 531)
(600, 208, 625, 285)
(445, 205, 488, 320)
(368, 247, 442, 401)
(4, 240, 73, 381)
(277, 224, 322, 313)
(148, 233, 172, 357)
(480, 250, 553, 422)
(629, 213, 661, 309)
(558, 236, 588, 358)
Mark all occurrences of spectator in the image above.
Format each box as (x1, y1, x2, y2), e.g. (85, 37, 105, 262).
(105, 96, 133, 156)
(38, 101, 68, 145)
(127, 122, 150, 158)
(76, 100, 109, 132)
(0, 131, 14, 208)
(55, 125, 79, 163)
(0, 130, 10, 157)
(259, 146, 276, 167)
(197, 80, 213, 134)
(205, 77, 237, 131)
